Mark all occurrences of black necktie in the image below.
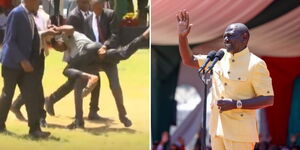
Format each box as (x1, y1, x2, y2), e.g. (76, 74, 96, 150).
(31, 23, 40, 56)
(97, 16, 104, 43)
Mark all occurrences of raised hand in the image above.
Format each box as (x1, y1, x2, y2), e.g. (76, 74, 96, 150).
(177, 10, 192, 37)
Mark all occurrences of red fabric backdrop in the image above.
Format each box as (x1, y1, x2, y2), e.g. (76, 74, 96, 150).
(0, 0, 11, 9)
(262, 57, 300, 145)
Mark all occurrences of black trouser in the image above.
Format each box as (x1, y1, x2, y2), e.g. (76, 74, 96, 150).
(10, 53, 47, 120)
(11, 93, 47, 120)
(0, 66, 42, 132)
(64, 35, 147, 121)
(0, 29, 4, 44)
(138, 0, 148, 26)
(46, 73, 100, 114)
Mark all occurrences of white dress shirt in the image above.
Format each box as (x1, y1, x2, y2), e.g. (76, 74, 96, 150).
(34, 7, 51, 55)
(92, 12, 101, 43)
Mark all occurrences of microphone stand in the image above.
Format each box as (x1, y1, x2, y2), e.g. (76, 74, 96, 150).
(198, 69, 212, 150)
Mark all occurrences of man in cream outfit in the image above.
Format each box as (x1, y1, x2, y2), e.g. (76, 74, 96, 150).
(176, 10, 274, 150)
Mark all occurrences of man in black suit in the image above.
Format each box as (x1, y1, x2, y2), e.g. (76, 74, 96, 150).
(67, 0, 91, 33)
(82, 0, 131, 127)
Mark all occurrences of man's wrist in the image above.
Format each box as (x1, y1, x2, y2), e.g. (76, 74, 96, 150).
(102, 45, 107, 49)
(179, 35, 187, 39)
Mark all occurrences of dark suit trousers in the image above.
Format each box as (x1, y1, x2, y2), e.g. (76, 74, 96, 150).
(47, 73, 100, 113)
(0, 66, 41, 132)
(10, 55, 46, 120)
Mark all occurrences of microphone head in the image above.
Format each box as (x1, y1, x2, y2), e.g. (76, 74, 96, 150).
(215, 50, 225, 60)
(207, 50, 217, 60)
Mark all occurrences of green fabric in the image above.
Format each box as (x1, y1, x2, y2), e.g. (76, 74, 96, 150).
(151, 46, 181, 142)
(114, 0, 130, 23)
(287, 76, 300, 146)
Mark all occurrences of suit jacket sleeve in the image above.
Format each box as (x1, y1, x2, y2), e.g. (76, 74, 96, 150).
(67, 14, 82, 33)
(5, 12, 26, 63)
(104, 10, 119, 49)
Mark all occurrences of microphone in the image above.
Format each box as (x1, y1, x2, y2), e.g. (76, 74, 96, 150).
(198, 50, 217, 73)
(205, 50, 225, 73)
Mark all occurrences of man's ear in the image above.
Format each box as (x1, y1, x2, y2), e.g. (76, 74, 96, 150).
(242, 32, 249, 44)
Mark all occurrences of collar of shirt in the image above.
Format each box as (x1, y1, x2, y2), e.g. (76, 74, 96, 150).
(226, 47, 250, 60)
(80, 10, 90, 19)
(221, 47, 250, 64)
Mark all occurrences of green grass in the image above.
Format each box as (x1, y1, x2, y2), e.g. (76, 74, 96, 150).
(0, 49, 150, 150)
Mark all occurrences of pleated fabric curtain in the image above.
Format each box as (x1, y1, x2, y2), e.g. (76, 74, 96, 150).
(193, 7, 300, 57)
(151, 0, 273, 45)
(0, 0, 11, 9)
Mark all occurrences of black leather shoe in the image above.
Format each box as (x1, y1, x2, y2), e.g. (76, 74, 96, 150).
(120, 116, 132, 127)
(88, 112, 108, 121)
(67, 119, 84, 129)
(40, 118, 48, 128)
(29, 130, 51, 138)
(45, 97, 55, 116)
(10, 106, 26, 121)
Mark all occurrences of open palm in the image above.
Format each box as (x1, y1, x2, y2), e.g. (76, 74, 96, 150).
(177, 10, 192, 37)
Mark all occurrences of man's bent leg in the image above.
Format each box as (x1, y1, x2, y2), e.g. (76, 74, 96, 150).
(45, 79, 75, 116)
(105, 35, 148, 62)
(10, 94, 26, 121)
(48, 79, 75, 104)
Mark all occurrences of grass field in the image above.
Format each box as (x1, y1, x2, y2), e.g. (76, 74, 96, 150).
(0, 48, 150, 150)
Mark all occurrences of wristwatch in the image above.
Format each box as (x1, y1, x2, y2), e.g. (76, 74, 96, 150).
(236, 100, 242, 109)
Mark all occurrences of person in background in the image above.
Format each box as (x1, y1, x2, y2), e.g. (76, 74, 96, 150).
(0, 6, 7, 45)
(67, 0, 91, 33)
(82, 0, 132, 127)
